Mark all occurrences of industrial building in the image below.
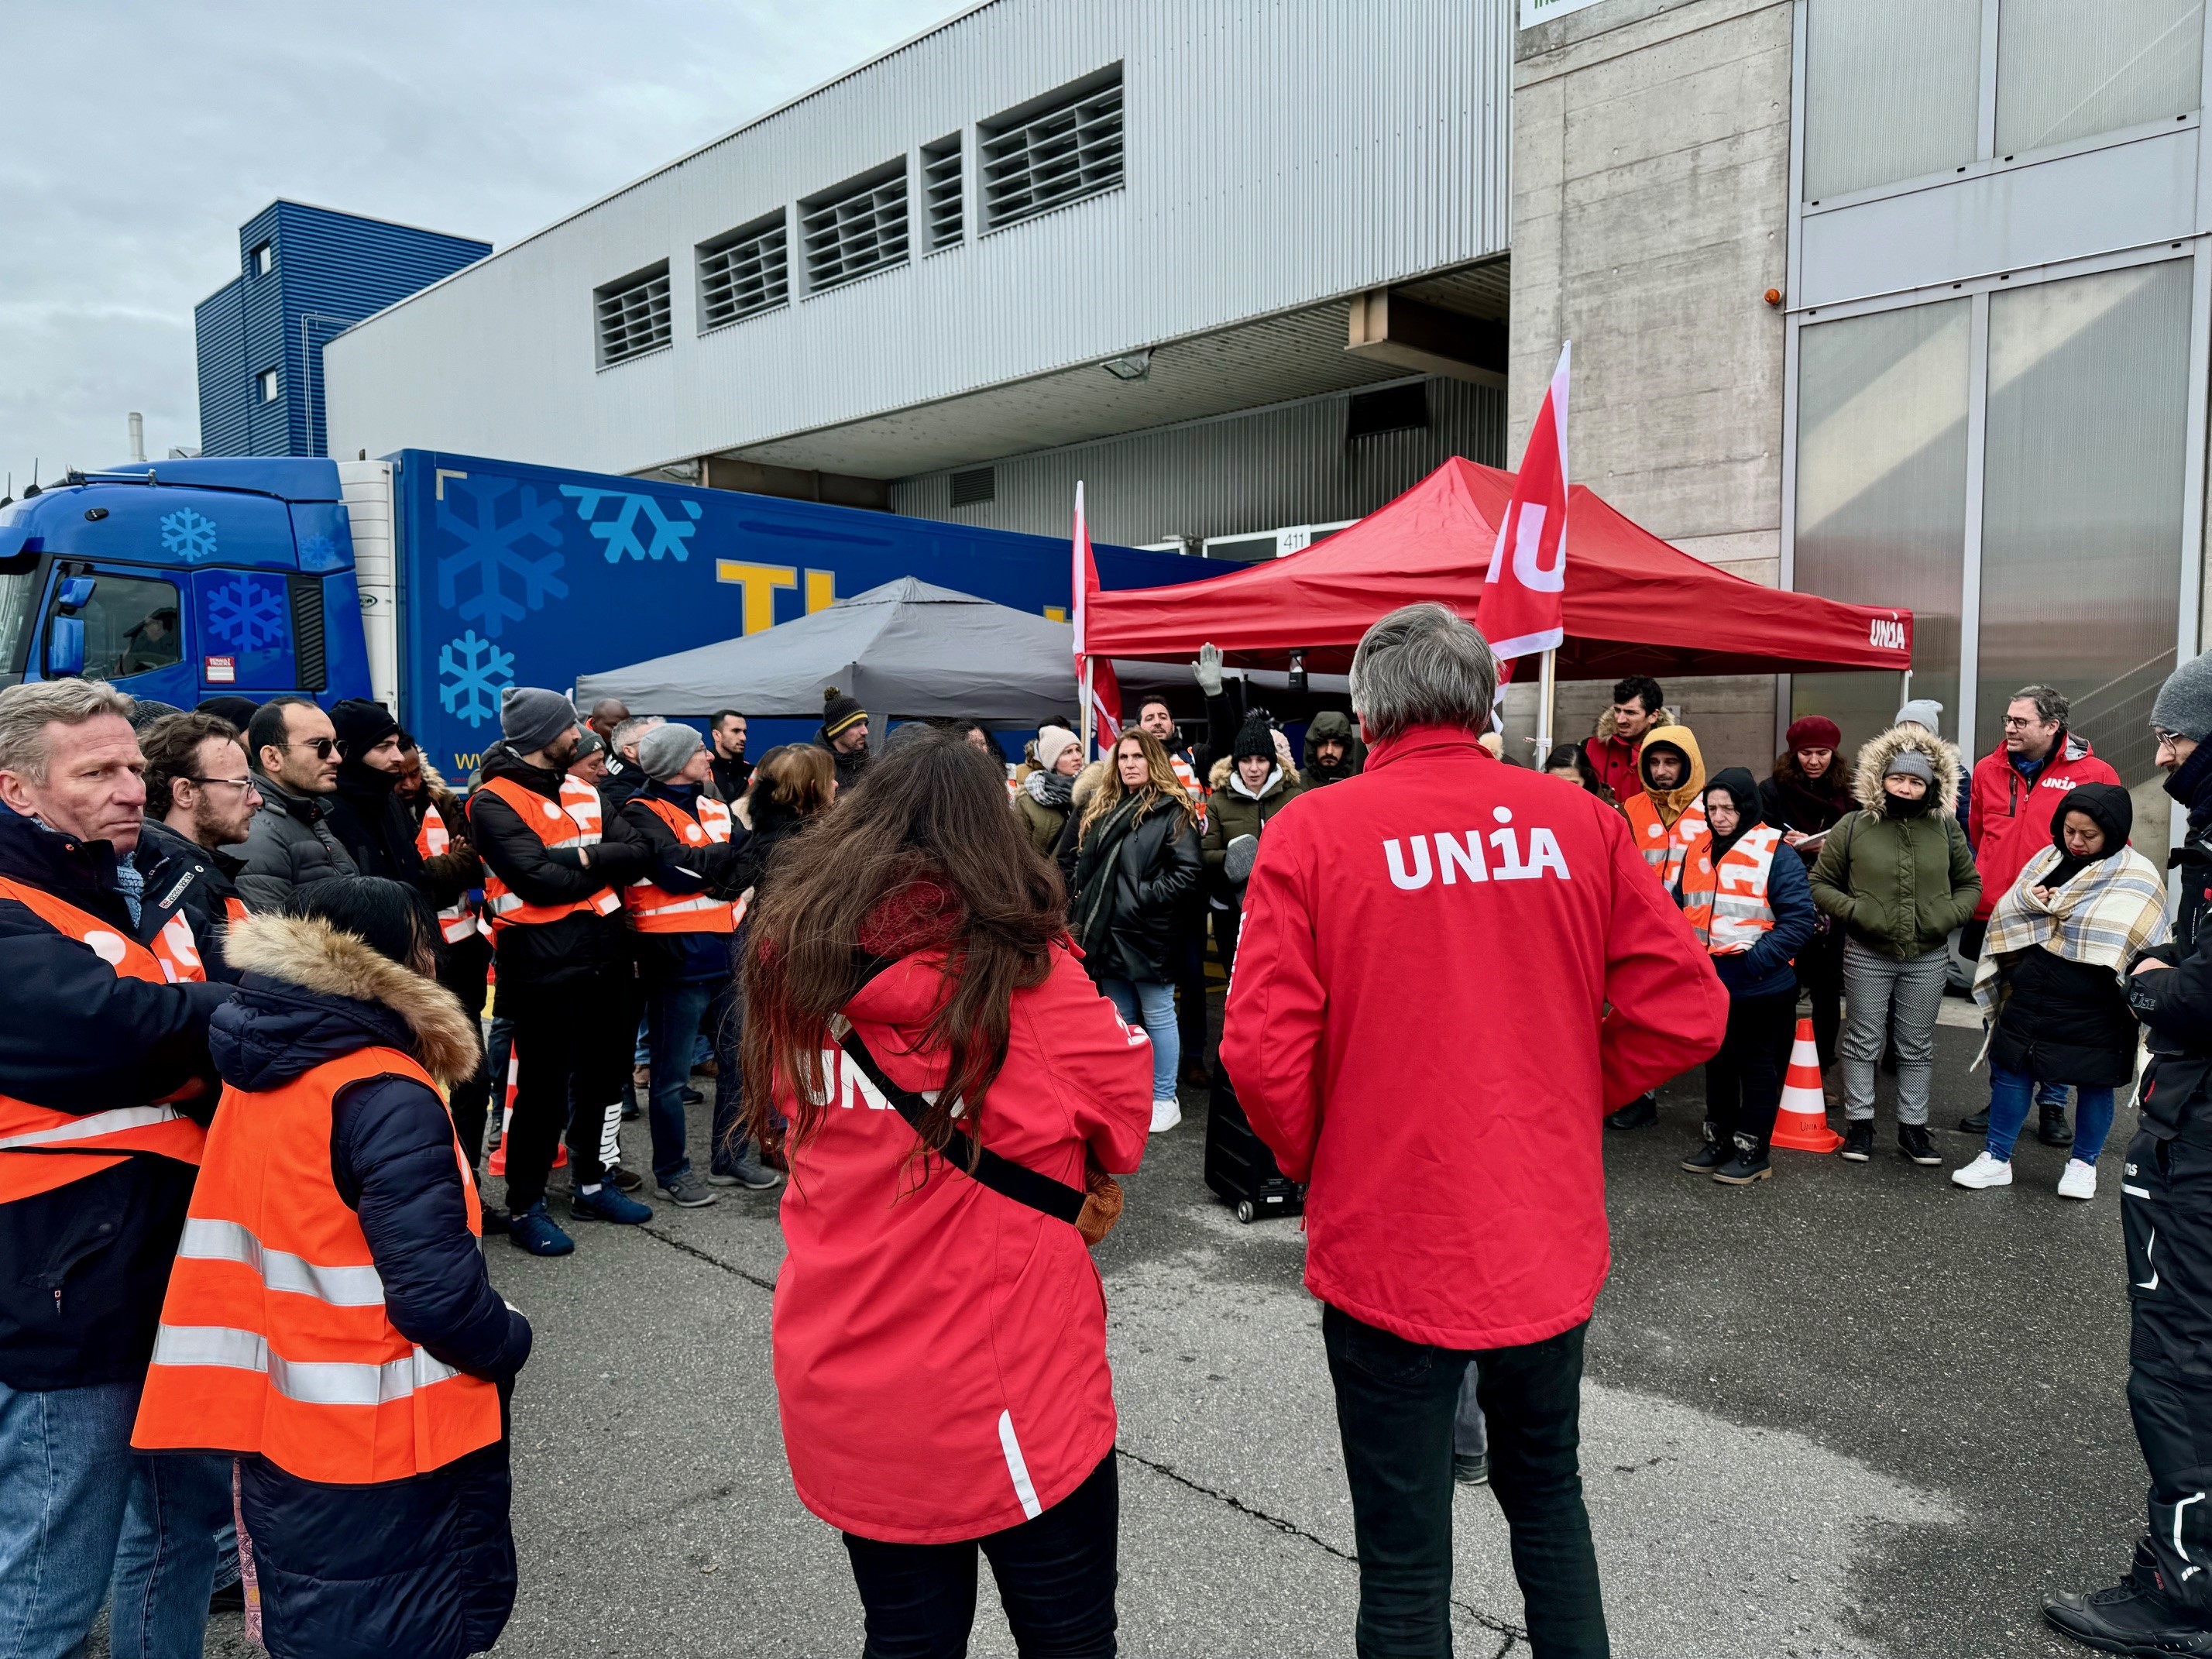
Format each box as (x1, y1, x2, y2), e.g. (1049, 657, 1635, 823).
(321, 0, 2207, 840)
(196, 201, 488, 459)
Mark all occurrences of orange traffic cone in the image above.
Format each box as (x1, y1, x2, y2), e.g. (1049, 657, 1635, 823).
(1771, 1017, 1841, 1152)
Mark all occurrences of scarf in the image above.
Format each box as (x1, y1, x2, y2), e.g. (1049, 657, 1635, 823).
(1025, 768, 1073, 810)
(1972, 843, 2169, 1042)
(1069, 793, 1152, 954)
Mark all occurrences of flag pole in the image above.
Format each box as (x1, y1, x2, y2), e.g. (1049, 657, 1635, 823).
(1535, 648, 1558, 768)
(1081, 658, 1095, 757)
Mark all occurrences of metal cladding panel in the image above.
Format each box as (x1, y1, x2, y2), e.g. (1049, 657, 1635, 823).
(891, 377, 1506, 544)
(325, 0, 1512, 474)
(194, 280, 249, 458)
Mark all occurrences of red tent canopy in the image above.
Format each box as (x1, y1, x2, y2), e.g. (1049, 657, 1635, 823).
(1085, 458, 1913, 679)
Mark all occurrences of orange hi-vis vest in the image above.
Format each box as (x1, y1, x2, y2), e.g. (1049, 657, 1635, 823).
(414, 802, 483, 945)
(132, 1046, 501, 1484)
(475, 775, 620, 936)
(0, 878, 208, 1204)
(1678, 824, 1785, 955)
(623, 795, 739, 934)
(1623, 793, 1707, 890)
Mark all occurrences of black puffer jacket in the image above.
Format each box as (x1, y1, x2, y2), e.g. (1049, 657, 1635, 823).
(236, 773, 358, 914)
(1991, 950, 2138, 1087)
(466, 743, 649, 991)
(322, 761, 427, 889)
(607, 779, 750, 987)
(213, 911, 527, 1659)
(1061, 790, 1203, 984)
(0, 807, 233, 1389)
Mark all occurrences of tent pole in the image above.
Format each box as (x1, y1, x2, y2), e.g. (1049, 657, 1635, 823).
(1081, 659, 1094, 757)
(1535, 649, 1558, 768)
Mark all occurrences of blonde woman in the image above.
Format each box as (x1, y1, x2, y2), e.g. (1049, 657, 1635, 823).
(1058, 729, 1203, 1131)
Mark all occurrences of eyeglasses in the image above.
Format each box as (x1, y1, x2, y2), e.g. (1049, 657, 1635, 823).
(2000, 716, 2042, 730)
(185, 776, 259, 792)
(2155, 727, 2186, 747)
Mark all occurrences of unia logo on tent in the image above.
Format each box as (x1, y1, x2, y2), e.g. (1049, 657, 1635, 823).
(1869, 615, 1908, 651)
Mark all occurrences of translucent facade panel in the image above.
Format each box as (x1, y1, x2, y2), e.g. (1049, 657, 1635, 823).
(1793, 301, 1972, 761)
(1996, 0, 2205, 156)
(1980, 261, 2190, 838)
(1802, 0, 1982, 200)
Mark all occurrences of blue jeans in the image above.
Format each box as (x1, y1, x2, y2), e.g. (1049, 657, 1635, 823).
(1100, 977, 1178, 1101)
(1987, 1062, 2116, 1163)
(0, 1376, 230, 1659)
(646, 981, 715, 1183)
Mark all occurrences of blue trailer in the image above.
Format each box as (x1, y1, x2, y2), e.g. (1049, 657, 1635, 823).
(0, 450, 1214, 777)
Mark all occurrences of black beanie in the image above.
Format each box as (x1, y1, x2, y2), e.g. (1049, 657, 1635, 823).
(330, 697, 400, 758)
(822, 686, 867, 740)
(2052, 781, 2132, 857)
(196, 694, 260, 728)
(1232, 712, 1276, 764)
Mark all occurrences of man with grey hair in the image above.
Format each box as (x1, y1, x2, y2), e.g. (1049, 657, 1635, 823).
(1221, 603, 1726, 1658)
(0, 678, 236, 1655)
(602, 713, 664, 813)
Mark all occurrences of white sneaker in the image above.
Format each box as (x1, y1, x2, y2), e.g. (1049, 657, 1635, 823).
(2057, 1158, 2098, 1200)
(1951, 1151, 2013, 1190)
(1149, 1097, 1182, 1134)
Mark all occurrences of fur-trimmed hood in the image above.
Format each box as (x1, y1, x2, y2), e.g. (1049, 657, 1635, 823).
(1208, 754, 1297, 801)
(1070, 758, 1111, 812)
(1593, 703, 1678, 745)
(1851, 723, 1964, 821)
(217, 911, 481, 1088)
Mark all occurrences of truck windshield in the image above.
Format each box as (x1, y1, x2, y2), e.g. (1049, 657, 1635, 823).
(0, 566, 36, 689)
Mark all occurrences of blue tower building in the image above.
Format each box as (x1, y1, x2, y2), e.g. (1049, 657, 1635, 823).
(194, 201, 488, 459)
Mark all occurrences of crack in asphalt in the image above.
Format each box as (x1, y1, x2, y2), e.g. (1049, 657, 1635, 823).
(639, 1224, 778, 1293)
(1112, 1444, 1527, 1648)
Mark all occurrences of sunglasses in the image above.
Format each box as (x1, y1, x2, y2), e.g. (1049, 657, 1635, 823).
(290, 736, 338, 758)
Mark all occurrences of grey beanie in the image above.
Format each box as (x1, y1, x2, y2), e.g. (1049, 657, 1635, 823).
(1894, 698, 1944, 734)
(572, 729, 605, 761)
(500, 686, 579, 754)
(2152, 647, 2212, 744)
(1884, 747, 1936, 784)
(637, 721, 704, 781)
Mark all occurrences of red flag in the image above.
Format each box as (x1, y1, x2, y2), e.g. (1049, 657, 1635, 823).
(1479, 341, 1571, 666)
(1072, 482, 1121, 753)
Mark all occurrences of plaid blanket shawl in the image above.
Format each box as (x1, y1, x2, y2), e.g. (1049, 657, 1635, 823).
(1973, 843, 2169, 1029)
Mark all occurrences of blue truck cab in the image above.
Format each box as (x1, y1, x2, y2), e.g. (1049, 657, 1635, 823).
(0, 458, 370, 711)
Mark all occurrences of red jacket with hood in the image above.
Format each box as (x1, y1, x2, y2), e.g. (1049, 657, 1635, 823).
(1221, 726, 1728, 1350)
(1966, 730, 2121, 920)
(771, 937, 1152, 1544)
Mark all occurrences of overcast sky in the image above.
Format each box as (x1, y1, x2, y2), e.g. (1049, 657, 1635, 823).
(0, 0, 960, 489)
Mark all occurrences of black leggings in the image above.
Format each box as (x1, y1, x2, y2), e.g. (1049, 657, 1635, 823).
(842, 1455, 1118, 1658)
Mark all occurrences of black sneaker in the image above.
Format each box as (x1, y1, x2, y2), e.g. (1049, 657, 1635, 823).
(1841, 1121, 1874, 1162)
(1681, 1141, 1729, 1173)
(1606, 1094, 1658, 1132)
(2045, 1576, 2212, 1655)
(1712, 1138, 1771, 1186)
(1899, 1123, 1942, 1166)
(1957, 1107, 1990, 1135)
(2040, 1103, 2074, 1146)
(609, 1163, 644, 1193)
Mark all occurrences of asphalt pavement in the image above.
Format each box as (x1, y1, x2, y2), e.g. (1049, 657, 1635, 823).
(187, 1012, 2143, 1659)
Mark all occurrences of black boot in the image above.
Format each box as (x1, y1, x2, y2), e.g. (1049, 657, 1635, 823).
(2045, 1539, 2212, 1654)
(1606, 1093, 1658, 1132)
(1681, 1123, 1728, 1173)
(1712, 1134, 1772, 1185)
(1958, 1107, 1990, 1135)
(2040, 1101, 2074, 1146)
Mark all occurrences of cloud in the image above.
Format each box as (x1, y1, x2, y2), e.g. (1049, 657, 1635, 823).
(0, 0, 957, 482)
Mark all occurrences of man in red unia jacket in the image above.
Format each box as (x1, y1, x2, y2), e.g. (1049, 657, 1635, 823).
(1221, 604, 1726, 1659)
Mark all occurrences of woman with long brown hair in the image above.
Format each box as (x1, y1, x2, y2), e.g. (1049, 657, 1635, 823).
(1056, 726, 1203, 1132)
(742, 726, 1152, 1657)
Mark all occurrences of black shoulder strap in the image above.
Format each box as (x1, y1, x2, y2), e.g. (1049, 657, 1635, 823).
(836, 1026, 1086, 1227)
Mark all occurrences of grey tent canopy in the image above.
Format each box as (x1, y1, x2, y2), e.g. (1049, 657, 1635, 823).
(573, 576, 1084, 723)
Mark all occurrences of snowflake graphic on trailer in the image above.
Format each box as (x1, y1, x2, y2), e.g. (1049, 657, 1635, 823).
(560, 486, 702, 563)
(435, 476, 566, 639)
(297, 533, 337, 567)
(204, 575, 287, 652)
(439, 631, 516, 728)
(159, 508, 218, 560)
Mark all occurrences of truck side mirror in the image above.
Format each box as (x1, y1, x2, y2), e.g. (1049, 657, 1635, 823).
(47, 615, 84, 678)
(56, 575, 97, 613)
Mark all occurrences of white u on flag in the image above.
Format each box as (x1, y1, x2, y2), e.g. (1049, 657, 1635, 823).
(1479, 342, 1571, 665)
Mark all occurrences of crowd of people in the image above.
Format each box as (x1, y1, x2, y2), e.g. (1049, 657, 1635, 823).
(2, 610, 2210, 1658)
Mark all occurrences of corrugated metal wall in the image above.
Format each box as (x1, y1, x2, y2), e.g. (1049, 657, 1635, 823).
(198, 202, 489, 457)
(891, 376, 1505, 544)
(325, 0, 1514, 474)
